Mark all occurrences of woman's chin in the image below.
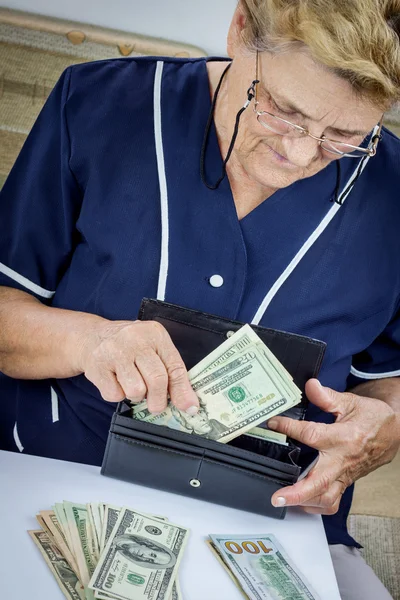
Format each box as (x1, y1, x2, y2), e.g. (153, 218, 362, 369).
(250, 161, 302, 191)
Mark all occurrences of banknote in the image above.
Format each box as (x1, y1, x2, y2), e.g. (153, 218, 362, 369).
(63, 501, 97, 600)
(40, 510, 80, 576)
(171, 578, 182, 600)
(36, 513, 56, 543)
(89, 507, 189, 600)
(91, 504, 103, 553)
(99, 506, 169, 553)
(87, 505, 100, 563)
(87, 504, 101, 559)
(133, 324, 301, 444)
(209, 534, 321, 600)
(95, 506, 178, 600)
(187, 324, 258, 380)
(94, 580, 181, 600)
(133, 345, 293, 442)
(54, 503, 75, 555)
(29, 530, 85, 600)
(205, 539, 250, 600)
(244, 428, 288, 446)
(188, 325, 298, 405)
(99, 505, 122, 553)
(99, 504, 106, 530)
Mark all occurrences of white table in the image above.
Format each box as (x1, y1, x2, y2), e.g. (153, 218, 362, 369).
(0, 450, 341, 600)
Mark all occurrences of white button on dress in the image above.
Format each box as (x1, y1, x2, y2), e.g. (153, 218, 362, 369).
(209, 274, 224, 288)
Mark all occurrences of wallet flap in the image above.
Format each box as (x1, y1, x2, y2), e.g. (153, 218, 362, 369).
(138, 298, 326, 421)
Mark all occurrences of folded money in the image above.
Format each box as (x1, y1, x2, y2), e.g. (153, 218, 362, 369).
(208, 533, 321, 600)
(29, 501, 185, 600)
(132, 324, 301, 444)
(244, 427, 288, 446)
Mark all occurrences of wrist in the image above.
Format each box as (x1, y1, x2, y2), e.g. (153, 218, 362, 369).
(65, 311, 111, 375)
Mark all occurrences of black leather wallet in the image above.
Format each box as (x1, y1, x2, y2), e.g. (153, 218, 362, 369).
(101, 299, 326, 519)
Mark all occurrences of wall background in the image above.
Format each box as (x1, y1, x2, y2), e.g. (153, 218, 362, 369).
(1, 0, 238, 55)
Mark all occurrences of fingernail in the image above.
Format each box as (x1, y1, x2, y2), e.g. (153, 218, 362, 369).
(272, 497, 286, 507)
(186, 405, 199, 416)
(268, 419, 278, 429)
(151, 411, 162, 416)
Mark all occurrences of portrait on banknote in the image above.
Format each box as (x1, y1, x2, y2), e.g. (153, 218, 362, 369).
(113, 534, 177, 568)
(170, 402, 229, 438)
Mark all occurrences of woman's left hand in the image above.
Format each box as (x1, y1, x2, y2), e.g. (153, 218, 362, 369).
(268, 379, 400, 514)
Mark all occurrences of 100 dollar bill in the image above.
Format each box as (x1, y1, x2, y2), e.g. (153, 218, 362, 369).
(94, 506, 178, 600)
(89, 508, 189, 600)
(209, 534, 321, 600)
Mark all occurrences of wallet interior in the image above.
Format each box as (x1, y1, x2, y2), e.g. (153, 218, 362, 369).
(118, 402, 300, 469)
(229, 434, 299, 465)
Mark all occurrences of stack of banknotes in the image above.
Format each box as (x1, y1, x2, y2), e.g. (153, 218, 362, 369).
(28, 503, 321, 600)
(29, 501, 188, 600)
(207, 533, 321, 600)
(132, 324, 302, 446)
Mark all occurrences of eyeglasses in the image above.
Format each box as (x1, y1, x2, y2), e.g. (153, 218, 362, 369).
(252, 54, 384, 159)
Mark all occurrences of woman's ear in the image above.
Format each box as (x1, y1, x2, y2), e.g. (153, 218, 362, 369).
(227, 4, 248, 58)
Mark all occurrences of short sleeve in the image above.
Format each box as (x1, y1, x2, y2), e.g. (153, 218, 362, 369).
(0, 67, 82, 303)
(347, 306, 400, 388)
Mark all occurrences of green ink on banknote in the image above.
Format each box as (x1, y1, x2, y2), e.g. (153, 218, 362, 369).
(228, 386, 246, 402)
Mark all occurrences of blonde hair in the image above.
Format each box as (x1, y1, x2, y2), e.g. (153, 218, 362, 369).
(240, 0, 400, 109)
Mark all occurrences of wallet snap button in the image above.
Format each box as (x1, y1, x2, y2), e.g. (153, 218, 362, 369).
(189, 478, 201, 488)
(226, 330, 235, 338)
(209, 274, 224, 288)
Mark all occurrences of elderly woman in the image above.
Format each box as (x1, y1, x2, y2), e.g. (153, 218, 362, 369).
(0, 0, 399, 598)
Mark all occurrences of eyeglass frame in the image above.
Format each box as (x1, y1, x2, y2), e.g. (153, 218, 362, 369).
(249, 52, 384, 158)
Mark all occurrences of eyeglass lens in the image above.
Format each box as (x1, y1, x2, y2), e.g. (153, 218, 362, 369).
(257, 113, 369, 157)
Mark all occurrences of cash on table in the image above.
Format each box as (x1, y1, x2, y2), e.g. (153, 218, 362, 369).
(29, 501, 320, 600)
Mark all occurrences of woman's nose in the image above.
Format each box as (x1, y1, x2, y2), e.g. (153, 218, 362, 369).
(281, 134, 321, 167)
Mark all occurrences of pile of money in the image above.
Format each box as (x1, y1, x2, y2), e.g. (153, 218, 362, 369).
(207, 533, 321, 600)
(132, 324, 301, 446)
(29, 501, 188, 600)
(28, 503, 320, 600)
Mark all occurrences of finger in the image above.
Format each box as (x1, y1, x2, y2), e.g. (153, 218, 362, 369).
(296, 480, 346, 508)
(305, 379, 355, 419)
(302, 501, 341, 516)
(157, 339, 199, 413)
(305, 379, 337, 412)
(85, 367, 126, 403)
(115, 362, 147, 403)
(135, 352, 169, 414)
(266, 416, 334, 449)
(271, 462, 341, 507)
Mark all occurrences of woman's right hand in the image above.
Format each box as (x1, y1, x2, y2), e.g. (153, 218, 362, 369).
(76, 320, 199, 415)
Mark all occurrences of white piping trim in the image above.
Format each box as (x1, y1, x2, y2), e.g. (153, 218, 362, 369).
(13, 423, 24, 452)
(0, 262, 55, 299)
(251, 201, 340, 325)
(51, 386, 59, 423)
(251, 129, 379, 326)
(350, 366, 400, 380)
(154, 61, 169, 301)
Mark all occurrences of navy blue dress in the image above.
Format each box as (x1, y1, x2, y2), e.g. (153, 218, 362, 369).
(1, 56, 400, 547)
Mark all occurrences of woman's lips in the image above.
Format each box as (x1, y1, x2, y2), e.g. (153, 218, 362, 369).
(266, 143, 297, 168)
